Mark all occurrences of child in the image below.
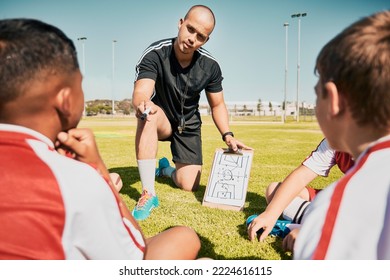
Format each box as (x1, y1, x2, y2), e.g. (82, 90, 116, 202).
(0, 18, 200, 260)
(294, 10, 390, 259)
(247, 138, 354, 242)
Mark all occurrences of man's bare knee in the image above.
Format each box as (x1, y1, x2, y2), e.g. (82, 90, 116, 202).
(181, 182, 199, 192)
(174, 169, 201, 192)
(175, 177, 200, 192)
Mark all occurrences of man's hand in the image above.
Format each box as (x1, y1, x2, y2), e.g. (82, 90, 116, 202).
(135, 100, 156, 121)
(224, 135, 253, 153)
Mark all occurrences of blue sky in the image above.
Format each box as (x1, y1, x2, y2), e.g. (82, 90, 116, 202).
(1, 0, 388, 104)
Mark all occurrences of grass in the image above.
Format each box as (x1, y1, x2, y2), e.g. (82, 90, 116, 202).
(79, 115, 343, 260)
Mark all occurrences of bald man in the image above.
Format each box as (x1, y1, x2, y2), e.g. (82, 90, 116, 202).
(131, 5, 251, 220)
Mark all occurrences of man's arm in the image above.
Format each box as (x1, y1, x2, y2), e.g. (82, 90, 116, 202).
(206, 91, 251, 151)
(206, 91, 229, 134)
(132, 78, 156, 117)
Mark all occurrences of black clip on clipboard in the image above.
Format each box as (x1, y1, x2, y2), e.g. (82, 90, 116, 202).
(223, 148, 243, 156)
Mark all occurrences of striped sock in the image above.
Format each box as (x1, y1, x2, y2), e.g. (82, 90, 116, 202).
(282, 197, 311, 224)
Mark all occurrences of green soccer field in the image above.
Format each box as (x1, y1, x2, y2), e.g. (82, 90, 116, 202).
(79, 116, 342, 260)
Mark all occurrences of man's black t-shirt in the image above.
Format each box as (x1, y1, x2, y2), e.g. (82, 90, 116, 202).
(134, 38, 223, 131)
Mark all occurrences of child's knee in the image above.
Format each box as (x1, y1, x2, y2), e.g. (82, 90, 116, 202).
(265, 182, 281, 203)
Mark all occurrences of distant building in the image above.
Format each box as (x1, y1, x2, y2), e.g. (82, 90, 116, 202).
(198, 100, 315, 117)
(199, 100, 284, 116)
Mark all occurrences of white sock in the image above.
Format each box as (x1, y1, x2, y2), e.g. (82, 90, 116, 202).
(286, 223, 301, 231)
(282, 197, 311, 224)
(162, 166, 175, 178)
(137, 159, 156, 196)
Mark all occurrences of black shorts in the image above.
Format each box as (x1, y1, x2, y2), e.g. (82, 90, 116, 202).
(162, 126, 203, 165)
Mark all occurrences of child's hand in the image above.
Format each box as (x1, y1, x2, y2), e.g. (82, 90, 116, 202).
(55, 128, 112, 181)
(56, 128, 101, 165)
(282, 228, 300, 252)
(247, 213, 277, 242)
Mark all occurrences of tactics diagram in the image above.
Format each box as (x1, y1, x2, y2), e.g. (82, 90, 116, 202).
(203, 149, 253, 210)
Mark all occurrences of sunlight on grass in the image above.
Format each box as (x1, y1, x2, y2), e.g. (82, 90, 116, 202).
(79, 116, 342, 260)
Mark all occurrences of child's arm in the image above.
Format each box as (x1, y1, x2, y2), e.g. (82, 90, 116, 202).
(55, 128, 140, 228)
(248, 165, 318, 241)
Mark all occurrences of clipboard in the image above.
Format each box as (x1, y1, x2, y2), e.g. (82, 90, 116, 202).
(202, 148, 254, 211)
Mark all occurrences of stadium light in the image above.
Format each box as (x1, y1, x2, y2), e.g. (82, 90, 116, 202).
(77, 37, 87, 116)
(283, 22, 289, 123)
(112, 40, 117, 116)
(291, 12, 307, 122)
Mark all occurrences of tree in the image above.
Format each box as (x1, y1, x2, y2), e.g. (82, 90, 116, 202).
(257, 99, 263, 116)
(117, 99, 132, 115)
(243, 104, 247, 115)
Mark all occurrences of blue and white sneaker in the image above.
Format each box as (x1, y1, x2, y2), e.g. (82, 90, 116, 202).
(132, 190, 159, 221)
(246, 214, 291, 238)
(270, 219, 291, 238)
(246, 214, 259, 227)
(155, 157, 170, 177)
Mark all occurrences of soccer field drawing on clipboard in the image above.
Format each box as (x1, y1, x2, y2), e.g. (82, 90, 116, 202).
(202, 148, 253, 211)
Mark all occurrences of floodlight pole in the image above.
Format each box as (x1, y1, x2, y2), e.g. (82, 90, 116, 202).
(283, 22, 289, 123)
(77, 37, 87, 116)
(112, 40, 117, 116)
(291, 12, 307, 122)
